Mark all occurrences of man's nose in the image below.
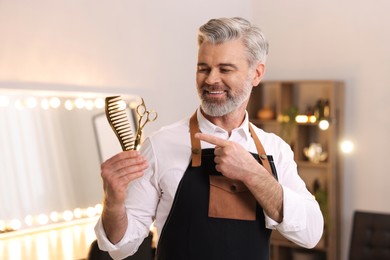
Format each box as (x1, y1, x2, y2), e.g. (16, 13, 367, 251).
(205, 69, 221, 85)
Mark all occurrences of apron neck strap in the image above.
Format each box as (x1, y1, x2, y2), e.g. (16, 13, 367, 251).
(189, 111, 273, 175)
(248, 123, 273, 176)
(190, 111, 202, 167)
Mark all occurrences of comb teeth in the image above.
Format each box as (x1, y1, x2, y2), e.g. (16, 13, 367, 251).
(105, 96, 135, 151)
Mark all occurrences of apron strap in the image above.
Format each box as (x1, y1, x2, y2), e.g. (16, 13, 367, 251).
(248, 123, 273, 177)
(189, 110, 275, 178)
(190, 111, 202, 167)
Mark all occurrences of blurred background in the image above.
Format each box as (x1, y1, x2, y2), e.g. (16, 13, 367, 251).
(1, 0, 389, 259)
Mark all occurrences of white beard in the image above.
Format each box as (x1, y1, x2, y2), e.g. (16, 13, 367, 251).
(198, 75, 253, 117)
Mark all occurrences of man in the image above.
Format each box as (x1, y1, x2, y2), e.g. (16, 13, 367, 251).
(95, 17, 323, 260)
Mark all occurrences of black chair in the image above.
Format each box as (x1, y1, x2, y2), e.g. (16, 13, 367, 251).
(87, 233, 154, 260)
(349, 211, 390, 260)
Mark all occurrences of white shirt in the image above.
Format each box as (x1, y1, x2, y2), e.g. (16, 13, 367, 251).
(95, 109, 324, 259)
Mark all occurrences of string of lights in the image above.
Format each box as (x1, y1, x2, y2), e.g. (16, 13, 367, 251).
(0, 204, 103, 234)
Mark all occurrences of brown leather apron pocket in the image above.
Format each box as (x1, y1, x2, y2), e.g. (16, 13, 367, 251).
(208, 175, 256, 221)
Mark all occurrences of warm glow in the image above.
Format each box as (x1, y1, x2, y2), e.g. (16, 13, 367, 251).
(36, 234, 49, 259)
(278, 114, 290, 123)
(0, 204, 103, 233)
(341, 140, 354, 154)
(86, 207, 96, 218)
(319, 119, 330, 130)
(308, 115, 317, 123)
(26, 97, 38, 108)
(74, 98, 85, 109)
(10, 219, 22, 230)
(63, 210, 74, 221)
(129, 101, 138, 109)
(295, 115, 308, 123)
(85, 99, 94, 110)
(94, 98, 105, 109)
(64, 99, 74, 110)
(37, 214, 49, 225)
(60, 228, 74, 259)
(95, 204, 103, 214)
(49, 97, 61, 108)
(73, 208, 83, 219)
(50, 211, 60, 222)
(0, 92, 134, 112)
(295, 115, 317, 124)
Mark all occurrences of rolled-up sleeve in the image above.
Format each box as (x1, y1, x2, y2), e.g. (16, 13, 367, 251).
(94, 217, 150, 259)
(264, 138, 324, 248)
(265, 185, 324, 248)
(94, 138, 159, 259)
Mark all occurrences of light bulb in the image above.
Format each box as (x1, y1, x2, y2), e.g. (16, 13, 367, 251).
(340, 140, 354, 154)
(73, 208, 82, 218)
(319, 119, 330, 130)
(26, 97, 38, 108)
(63, 210, 74, 221)
(64, 99, 74, 110)
(37, 214, 49, 225)
(74, 98, 85, 109)
(25, 215, 34, 226)
(49, 97, 61, 108)
(86, 207, 96, 218)
(95, 204, 103, 214)
(10, 219, 22, 230)
(94, 98, 105, 109)
(295, 115, 308, 123)
(50, 211, 60, 222)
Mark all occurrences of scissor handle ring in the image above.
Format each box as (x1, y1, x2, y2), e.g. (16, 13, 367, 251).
(147, 111, 158, 122)
(136, 103, 146, 117)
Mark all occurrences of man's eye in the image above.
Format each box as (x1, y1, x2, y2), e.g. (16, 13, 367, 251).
(220, 68, 231, 73)
(197, 68, 210, 73)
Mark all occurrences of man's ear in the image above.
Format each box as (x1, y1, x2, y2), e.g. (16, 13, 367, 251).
(251, 63, 265, 86)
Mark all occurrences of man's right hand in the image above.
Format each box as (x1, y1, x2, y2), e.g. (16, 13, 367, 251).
(101, 150, 149, 208)
(100, 150, 148, 244)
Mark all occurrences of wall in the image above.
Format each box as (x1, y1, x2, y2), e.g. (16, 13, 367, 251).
(0, 0, 251, 130)
(252, 0, 390, 259)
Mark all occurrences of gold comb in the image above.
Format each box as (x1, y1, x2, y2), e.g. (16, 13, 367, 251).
(105, 96, 135, 151)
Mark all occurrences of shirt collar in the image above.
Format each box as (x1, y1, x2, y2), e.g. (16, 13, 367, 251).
(196, 108, 251, 143)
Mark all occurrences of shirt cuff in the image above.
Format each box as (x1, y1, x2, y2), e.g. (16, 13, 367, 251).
(265, 185, 308, 231)
(94, 217, 140, 255)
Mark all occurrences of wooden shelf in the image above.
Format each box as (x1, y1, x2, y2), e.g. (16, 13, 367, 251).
(248, 80, 344, 260)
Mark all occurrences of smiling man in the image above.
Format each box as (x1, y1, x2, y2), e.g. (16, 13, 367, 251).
(95, 17, 323, 260)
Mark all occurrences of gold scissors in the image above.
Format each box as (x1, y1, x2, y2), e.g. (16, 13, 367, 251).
(134, 98, 158, 150)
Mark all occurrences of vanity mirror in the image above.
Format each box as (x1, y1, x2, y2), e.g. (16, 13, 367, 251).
(0, 88, 138, 233)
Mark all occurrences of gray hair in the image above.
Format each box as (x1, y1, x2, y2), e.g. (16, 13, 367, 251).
(198, 17, 269, 66)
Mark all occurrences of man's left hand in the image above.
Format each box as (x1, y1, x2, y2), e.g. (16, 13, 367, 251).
(195, 132, 266, 182)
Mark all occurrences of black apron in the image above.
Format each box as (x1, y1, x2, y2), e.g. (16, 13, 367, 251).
(155, 113, 277, 260)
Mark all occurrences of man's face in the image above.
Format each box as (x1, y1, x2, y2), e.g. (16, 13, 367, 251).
(196, 39, 259, 117)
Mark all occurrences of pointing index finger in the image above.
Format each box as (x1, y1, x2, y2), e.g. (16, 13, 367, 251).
(194, 132, 229, 147)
